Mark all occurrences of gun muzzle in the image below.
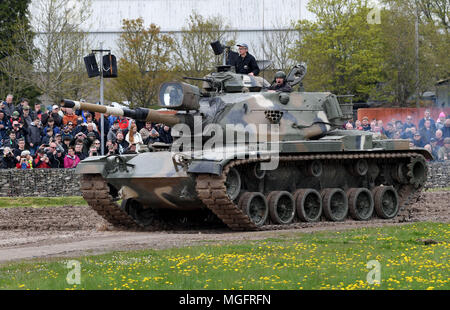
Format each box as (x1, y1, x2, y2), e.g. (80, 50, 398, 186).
(61, 100, 126, 116)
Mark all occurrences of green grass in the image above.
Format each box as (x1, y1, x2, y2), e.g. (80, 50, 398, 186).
(0, 196, 87, 208)
(425, 187, 450, 192)
(0, 222, 448, 290)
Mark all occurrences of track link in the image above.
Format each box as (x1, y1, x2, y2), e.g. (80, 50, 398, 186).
(80, 174, 140, 229)
(195, 152, 426, 231)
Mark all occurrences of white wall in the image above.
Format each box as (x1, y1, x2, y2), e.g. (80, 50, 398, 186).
(30, 0, 313, 55)
(83, 0, 313, 32)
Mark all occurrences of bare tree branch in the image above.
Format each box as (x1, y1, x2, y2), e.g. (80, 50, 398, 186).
(0, 0, 94, 104)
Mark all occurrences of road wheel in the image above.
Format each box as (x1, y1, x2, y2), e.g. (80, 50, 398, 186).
(350, 159, 369, 176)
(238, 192, 268, 227)
(372, 186, 399, 219)
(391, 162, 409, 184)
(294, 189, 322, 222)
(305, 160, 323, 177)
(267, 191, 296, 225)
(347, 188, 374, 221)
(225, 167, 241, 201)
(321, 188, 348, 222)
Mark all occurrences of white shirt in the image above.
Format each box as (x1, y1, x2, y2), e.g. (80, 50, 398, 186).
(125, 132, 143, 151)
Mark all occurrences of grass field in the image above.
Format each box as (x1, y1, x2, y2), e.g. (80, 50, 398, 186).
(425, 187, 450, 192)
(0, 222, 448, 290)
(0, 197, 87, 208)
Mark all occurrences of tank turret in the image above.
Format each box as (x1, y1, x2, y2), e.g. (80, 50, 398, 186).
(63, 68, 352, 144)
(159, 77, 353, 142)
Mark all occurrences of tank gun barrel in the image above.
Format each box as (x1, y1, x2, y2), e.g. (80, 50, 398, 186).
(60, 99, 182, 127)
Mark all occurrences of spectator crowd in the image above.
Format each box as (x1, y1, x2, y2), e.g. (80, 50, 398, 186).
(344, 109, 450, 161)
(1, 93, 449, 169)
(0, 94, 173, 169)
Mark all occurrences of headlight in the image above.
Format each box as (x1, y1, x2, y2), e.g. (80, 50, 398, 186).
(158, 82, 200, 110)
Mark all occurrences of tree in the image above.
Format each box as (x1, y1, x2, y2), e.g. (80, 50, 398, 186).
(380, 0, 449, 105)
(0, 0, 40, 103)
(0, 0, 94, 105)
(106, 18, 175, 108)
(258, 22, 298, 74)
(172, 11, 236, 78)
(290, 0, 385, 102)
(416, 0, 449, 31)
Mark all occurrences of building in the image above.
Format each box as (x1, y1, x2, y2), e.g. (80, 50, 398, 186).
(31, 0, 313, 59)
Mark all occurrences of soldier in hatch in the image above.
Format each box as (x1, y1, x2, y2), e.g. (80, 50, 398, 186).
(231, 43, 260, 76)
(268, 71, 292, 93)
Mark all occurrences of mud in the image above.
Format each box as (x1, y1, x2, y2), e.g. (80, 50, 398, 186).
(0, 206, 107, 231)
(0, 191, 448, 264)
(402, 191, 450, 223)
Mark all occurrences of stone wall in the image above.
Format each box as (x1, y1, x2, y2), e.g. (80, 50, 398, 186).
(0, 161, 448, 197)
(0, 169, 81, 197)
(425, 161, 450, 189)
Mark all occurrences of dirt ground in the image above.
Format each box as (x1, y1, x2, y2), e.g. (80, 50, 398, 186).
(0, 190, 448, 264)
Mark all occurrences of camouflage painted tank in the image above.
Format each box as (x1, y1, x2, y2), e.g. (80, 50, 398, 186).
(61, 64, 431, 231)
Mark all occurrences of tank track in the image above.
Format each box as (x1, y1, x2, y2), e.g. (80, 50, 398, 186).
(195, 152, 426, 231)
(80, 174, 140, 229)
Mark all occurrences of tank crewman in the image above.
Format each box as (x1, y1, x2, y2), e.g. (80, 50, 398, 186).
(268, 71, 292, 93)
(231, 43, 260, 76)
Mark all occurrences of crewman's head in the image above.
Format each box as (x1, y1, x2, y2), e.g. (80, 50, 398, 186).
(237, 43, 248, 57)
(274, 71, 286, 85)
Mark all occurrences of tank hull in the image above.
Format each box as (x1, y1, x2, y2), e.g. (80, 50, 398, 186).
(77, 152, 201, 210)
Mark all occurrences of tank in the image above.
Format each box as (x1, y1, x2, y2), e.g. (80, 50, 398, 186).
(61, 58, 431, 231)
